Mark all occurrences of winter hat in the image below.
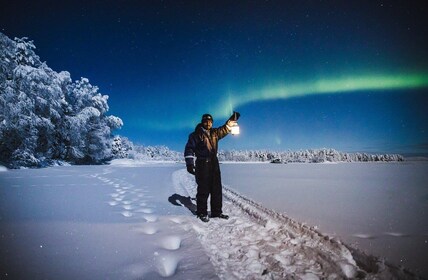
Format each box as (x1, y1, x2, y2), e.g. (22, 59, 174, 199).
(201, 114, 213, 122)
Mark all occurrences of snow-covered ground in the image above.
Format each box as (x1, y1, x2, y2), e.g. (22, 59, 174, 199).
(0, 161, 426, 279)
(220, 162, 428, 278)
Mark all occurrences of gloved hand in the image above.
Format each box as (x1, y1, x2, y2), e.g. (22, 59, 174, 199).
(227, 120, 238, 127)
(186, 164, 195, 175)
(228, 111, 240, 121)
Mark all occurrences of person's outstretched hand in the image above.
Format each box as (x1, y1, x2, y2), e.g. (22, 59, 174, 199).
(227, 120, 238, 127)
(228, 111, 240, 121)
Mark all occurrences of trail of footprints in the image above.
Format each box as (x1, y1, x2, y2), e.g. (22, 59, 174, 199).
(94, 174, 183, 277)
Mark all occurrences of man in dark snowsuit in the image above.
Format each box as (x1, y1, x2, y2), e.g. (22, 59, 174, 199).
(184, 112, 240, 222)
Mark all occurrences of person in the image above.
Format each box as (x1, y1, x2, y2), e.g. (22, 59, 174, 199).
(184, 112, 240, 222)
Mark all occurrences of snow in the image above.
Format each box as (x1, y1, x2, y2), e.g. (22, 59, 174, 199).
(1, 32, 123, 168)
(220, 161, 428, 278)
(0, 162, 426, 279)
(109, 158, 178, 166)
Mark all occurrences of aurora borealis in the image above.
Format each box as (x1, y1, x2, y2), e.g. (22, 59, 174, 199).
(1, 1, 428, 155)
(203, 72, 428, 124)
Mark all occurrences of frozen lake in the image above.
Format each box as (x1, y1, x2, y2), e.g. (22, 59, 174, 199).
(0, 161, 426, 278)
(221, 161, 428, 277)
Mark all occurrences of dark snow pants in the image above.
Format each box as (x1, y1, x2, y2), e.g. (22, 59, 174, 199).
(195, 156, 223, 216)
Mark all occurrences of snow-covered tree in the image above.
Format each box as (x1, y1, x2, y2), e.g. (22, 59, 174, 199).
(0, 32, 123, 168)
(128, 144, 181, 161)
(111, 135, 133, 159)
(64, 78, 123, 164)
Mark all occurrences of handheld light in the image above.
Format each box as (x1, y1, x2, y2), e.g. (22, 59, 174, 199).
(231, 125, 240, 135)
(230, 111, 240, 135)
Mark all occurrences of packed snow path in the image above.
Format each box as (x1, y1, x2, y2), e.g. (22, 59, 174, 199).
(173, 169, 420, 280)
(0, 163, 422, 279)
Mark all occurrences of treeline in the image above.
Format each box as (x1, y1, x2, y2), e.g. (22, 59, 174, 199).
(112, 137, 403, 163)
(217, 148, 404, 163)
(112, 136, 182, 162)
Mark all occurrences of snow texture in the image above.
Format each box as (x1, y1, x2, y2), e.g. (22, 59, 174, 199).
(172, 168, 421, 280)
(0, 161, 425, 279)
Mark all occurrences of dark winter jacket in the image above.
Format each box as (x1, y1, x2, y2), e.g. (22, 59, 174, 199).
(184, 123, 230, 165)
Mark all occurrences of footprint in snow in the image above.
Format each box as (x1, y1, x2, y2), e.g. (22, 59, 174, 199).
(159, 235, 182, 250)
(143, 215, 158, 222)
(108, 201, 119, 206)
(121, 211, 133, 217)
(136, 208, 154, 214)
(137, 224, 159, 235)
(153, 252, 179, 277)
(122, 205, 134, 210)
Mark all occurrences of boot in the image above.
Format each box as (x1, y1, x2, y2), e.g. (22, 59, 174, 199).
(211, 213, 229, 219)
(197, 214, 209, 222)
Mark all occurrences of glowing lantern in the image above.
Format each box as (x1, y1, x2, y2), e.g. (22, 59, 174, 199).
(230, 111, 240, 135)
(231, 125, 240, 135)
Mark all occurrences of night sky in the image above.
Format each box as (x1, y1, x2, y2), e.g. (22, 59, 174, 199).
(1, 0, 428, 155)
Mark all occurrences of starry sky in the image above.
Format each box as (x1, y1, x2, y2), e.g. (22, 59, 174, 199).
(1, 0, 428, 155)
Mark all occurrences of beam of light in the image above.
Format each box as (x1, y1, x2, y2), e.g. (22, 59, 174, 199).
(141, 72, 428, 130)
